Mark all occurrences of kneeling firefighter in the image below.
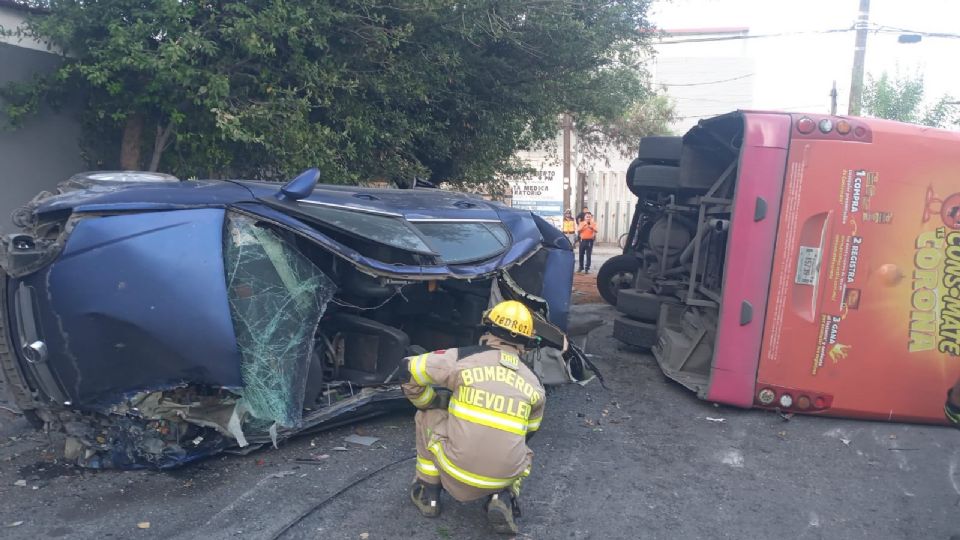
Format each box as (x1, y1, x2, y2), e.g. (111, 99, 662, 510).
(402, 300, 547, 535)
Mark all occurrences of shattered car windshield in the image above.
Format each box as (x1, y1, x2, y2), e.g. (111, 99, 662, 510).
(413, 222, 511, 264)
(294, 201, 435, 254)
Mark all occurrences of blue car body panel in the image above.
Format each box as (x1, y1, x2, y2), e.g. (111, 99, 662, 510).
(35, 181, 253, 216)
(539, 247, 574, 329)
(18, 208, 242, 407)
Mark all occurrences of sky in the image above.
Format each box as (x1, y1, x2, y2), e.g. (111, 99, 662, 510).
(649, 0, 960, 128)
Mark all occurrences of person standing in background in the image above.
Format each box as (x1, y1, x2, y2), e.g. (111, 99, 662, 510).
(575, 205, 589, 227)
(577, 212, 597, 273)
(561, 210, 576, 247)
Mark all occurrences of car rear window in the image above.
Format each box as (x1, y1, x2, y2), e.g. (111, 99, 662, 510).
(413, 222, 510, 264)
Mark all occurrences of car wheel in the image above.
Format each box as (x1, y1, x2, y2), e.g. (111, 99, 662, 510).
(596, 254, 641, 306)
(613, 316, 658, 349)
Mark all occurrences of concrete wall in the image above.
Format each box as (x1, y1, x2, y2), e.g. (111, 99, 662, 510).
(0, 40, 83, 233)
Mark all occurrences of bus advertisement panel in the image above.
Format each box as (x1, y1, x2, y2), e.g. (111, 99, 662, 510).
(757, 117, 960, 423)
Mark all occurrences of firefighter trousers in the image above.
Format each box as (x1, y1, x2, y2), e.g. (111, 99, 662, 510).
(414, 409, 528, 503)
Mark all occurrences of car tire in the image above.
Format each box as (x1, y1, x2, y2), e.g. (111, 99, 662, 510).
(616, 291, 675, 323)
(613, 316, 658, 349)
(596, 255, 642, 306)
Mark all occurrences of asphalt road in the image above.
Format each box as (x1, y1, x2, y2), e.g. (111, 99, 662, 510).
(1, 303, 958, 539)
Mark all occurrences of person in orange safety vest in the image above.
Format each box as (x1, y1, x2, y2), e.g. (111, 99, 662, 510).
(402, 300, 546, 535)
(577, 211, 598, 273)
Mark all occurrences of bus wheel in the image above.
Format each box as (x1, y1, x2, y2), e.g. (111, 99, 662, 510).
(596, 255, 641, 306)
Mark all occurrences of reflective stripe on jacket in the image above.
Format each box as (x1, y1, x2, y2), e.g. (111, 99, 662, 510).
(402, 338, 545, 486)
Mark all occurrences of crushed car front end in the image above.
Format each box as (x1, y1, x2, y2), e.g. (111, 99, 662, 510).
(0, 172, 578, 469)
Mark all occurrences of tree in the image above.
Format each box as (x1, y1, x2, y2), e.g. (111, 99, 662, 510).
(861, 71, 957, 128)
(574, 91, 676, 167)
(1, 0, 659, 185)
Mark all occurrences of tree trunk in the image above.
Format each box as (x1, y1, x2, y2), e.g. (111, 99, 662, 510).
(148, 122, 175, 172)
(120, 113, 144, 170)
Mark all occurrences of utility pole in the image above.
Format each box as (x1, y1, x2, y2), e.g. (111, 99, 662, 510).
(562, 113, 572, 212)
(848, 0, 870, 116)
(830, 80, 838, 115)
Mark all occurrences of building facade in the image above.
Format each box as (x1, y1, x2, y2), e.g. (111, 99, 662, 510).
(0, 1, 83, 233)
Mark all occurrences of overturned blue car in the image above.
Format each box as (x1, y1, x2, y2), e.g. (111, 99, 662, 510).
(0, 170, 581, 469)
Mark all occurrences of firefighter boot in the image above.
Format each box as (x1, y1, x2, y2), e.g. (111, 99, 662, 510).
(485, 490, 519, 535)
(409, 480, 441, 517)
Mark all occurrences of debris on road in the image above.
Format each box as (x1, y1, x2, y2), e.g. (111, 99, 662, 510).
(5, 521, 24, 528)
(13, 479, 26, 487)
(0, 405, 22, 415)
(137, 522, 151, 529)
(344, 434, 380, 446)
(576, 375, 597, 387)
(332, 446, 349, 452)
(705, 417, 725, 423)
(294, 453, 331, 464)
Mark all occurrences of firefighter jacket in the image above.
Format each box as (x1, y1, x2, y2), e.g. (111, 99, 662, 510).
(402, 337, 546, 492)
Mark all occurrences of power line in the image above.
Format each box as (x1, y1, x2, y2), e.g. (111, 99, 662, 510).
(656, 73, 754, 87)
(673, 105, 828, 121)
(871, 24, 960, 39)
(658, 28, 853, 45)
(670, 95, 754, 103)
(656, 26, 960, 46)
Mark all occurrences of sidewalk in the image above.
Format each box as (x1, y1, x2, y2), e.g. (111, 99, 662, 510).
(571, 242, 620, 305)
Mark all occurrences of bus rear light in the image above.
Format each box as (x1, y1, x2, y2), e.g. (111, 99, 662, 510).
(792, 114, 872, 142)
(754, 384, 833, 412)
(758, 388, 776, 404)
(796, 117, 816, 134)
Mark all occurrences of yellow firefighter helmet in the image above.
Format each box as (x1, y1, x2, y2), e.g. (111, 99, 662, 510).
(483, 300, 535, 339)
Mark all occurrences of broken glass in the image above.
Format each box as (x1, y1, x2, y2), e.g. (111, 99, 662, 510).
(224, 213, 336, 427)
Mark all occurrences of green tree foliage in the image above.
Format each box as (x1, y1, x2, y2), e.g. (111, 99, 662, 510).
(1, 0, 661, 184)
(576, 91, 675, 166)
(861, 71, 956, 128)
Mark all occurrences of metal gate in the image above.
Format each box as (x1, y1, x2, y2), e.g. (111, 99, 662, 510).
(587, 170, 634, 244)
